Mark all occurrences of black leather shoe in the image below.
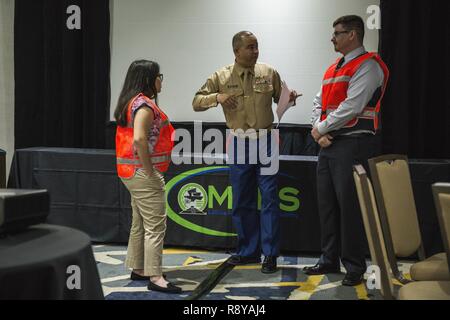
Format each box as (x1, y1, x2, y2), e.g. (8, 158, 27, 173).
(342, 273, 364, 286)
(261, 256, 278, 274)
(227, 255, 261, 265)
(303, 263, 340, 275)
(147, 281, 182, 294)
(130, 272, 167, 281)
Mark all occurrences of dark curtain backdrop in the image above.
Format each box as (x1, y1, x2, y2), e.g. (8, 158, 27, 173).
(14, 0, 110, 149)
(380, 0, 450, 159)
(13, 1, 450, 159)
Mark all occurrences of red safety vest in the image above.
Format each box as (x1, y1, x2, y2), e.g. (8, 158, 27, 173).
(116, 94, 174, 178)
(321, 52, 389, 135)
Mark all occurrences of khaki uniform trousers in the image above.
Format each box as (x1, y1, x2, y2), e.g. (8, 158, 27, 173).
(120, 169, 166, 277)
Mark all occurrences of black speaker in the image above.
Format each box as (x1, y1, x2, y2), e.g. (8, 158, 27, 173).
(0, 189, 50, 235)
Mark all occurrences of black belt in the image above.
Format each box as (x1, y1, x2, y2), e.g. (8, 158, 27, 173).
(333, 132, 376, 139)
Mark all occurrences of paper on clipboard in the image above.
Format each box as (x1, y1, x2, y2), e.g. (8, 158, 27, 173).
(276, 81, 295, 127)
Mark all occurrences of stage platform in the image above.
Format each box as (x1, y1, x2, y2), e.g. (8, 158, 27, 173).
(8, 147, 450, 257)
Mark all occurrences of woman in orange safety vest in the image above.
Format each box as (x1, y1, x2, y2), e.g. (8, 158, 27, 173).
(113, 60, 180, 294)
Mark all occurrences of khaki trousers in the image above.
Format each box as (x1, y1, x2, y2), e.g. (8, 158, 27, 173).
(120, 169, 166, 276)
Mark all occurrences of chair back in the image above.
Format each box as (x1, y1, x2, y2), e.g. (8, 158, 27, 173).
(432, 183, 450, 272)
(353, 164, 395, 299)
(368, 155, 422, 258)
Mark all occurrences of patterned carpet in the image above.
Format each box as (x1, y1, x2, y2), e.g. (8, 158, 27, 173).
(94, 245, 412, 300)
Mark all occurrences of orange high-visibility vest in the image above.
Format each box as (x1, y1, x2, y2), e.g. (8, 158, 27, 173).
(116, 93, 174, 178)
(321, 52, 389, 136)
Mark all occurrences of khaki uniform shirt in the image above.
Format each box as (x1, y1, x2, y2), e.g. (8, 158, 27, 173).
(193, 62, 282, 131)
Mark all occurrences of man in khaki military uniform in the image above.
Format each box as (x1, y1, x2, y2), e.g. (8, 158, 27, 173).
(193, 31, 298, 274)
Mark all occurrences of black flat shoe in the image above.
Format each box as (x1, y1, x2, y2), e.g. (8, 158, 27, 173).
(130, 272, 167, 281)
(130, 272, 149, 280)
(303, 263, 340, 275)
(147, 281, 182, 294)
(227, 255, 261, 265)
(342, 273, 363, 286)
(261, 256, 278, 274)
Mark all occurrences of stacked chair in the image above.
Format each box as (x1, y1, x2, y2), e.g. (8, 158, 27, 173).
(352, 165, 450, 299)
(367, 155, 449, 283)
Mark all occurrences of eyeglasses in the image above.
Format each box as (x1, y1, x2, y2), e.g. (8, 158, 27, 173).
(332, 30, 350, 38)
(157, 73, 164, 82)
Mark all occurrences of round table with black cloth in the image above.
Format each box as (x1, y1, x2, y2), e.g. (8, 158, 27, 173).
(0, 224, 104, 299)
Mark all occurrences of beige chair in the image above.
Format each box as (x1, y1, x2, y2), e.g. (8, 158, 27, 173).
(432, 183, 450, 259)
(353, 165, 450, 300)
(399, 183, 450, 299)
(368, 154, 448, 283)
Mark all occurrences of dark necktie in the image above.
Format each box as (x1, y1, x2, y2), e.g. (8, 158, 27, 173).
(336, 57, 345, 70)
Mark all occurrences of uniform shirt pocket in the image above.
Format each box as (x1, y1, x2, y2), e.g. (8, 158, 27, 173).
(253, 84, 274, 110)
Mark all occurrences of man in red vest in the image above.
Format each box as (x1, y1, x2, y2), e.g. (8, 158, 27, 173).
(303, 15, 389, 286)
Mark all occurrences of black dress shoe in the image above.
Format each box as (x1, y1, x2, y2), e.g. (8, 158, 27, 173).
(261, 256, 278, 274)
(342, 273, 364, 286)
(147, 281, 182, 294)
(303, 263, 340, 275)
(130, 272, 167, 281)
(227, 255, 261, 265)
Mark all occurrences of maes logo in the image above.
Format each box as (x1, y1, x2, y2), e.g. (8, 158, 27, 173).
(166, 166, 301, 237)
(178, 183, 208, 215)
(166, 166, 236, 237)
